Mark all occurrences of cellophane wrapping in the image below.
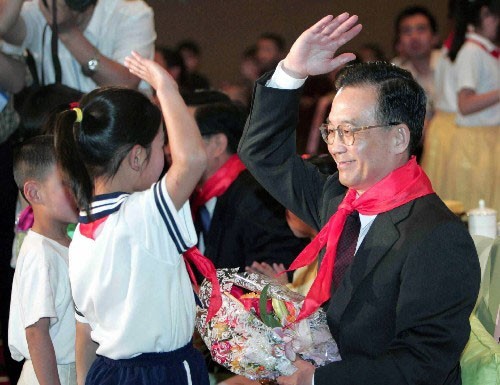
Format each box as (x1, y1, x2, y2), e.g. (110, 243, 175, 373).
(196, 269, 341, 380)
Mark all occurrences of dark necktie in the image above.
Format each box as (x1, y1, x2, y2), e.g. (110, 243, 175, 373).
(199, 205, 212, 236)
(332, 211, 361, 290)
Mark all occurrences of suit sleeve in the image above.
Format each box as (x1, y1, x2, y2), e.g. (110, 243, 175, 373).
(235, 183, 307, 268)
(314, 221, 480, 384)
(238, 72, 329, 231)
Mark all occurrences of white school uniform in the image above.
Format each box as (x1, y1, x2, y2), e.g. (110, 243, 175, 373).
(455, 32, 500, 126)
(8, 230, 76, 385)
(434, 46, 457, 113)
(69, 176, 198, 360)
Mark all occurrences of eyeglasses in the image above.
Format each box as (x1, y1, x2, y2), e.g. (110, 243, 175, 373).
(319, 122, 401, 146)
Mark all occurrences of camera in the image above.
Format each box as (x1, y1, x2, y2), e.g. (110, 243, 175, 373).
(42, 0, 97, 12)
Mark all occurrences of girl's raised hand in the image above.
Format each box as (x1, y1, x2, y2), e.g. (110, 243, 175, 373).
(124, 51, 178, 92)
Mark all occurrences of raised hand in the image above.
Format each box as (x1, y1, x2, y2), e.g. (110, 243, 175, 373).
(124, 51, 177, 92)
(282, 13, 362, 79)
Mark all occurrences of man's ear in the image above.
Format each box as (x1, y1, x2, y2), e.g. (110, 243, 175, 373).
(393, 123, 411, 155)
(212, 133, 229, 158)
(24, 180, 42, 205)
(127, 144, 146, 171)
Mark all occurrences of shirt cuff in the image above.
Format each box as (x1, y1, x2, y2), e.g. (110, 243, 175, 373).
(266, 60, 307, 90)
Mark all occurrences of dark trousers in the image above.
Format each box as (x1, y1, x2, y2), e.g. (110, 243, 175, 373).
(86, 341, 210, 385)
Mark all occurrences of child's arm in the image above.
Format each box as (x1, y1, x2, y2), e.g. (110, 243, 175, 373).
(457, 88, 499, 115)
(0, 52, 25, 93)
(75, 321, 97, 385)
(25, 318, 62, 385)
(125, 52, 207, 211)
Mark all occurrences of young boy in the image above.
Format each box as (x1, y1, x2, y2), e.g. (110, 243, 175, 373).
(9, 135, 78, 385)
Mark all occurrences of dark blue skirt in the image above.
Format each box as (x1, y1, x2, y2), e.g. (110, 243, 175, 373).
(85, 341, 209, 385)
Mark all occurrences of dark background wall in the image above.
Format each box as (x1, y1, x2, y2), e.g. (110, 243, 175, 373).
(149, 0, 450, 86)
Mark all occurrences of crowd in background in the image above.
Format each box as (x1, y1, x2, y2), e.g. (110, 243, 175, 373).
(0, 0, 498, 384)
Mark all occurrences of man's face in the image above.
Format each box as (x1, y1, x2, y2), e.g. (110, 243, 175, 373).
(327, 86, 400, 195)
(398, 14, 435, 60)
(256, 39, 281, 67)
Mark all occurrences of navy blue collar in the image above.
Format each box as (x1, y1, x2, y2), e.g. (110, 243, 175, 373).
(78, 192, 130, 223)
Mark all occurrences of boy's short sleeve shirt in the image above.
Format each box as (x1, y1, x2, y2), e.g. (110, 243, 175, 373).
(70, 177, 198, 359)
(8, 231, 75, 364)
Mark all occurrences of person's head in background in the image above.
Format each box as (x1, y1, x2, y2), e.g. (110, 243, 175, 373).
(181, 89, 231, 116)
(358, 43, 387, 63)
(13, 135, 78, 238)
(154, 47, 187, 86)
(395, 6, 439, 62)
(176, 40, 202, 74)
(256, 33, 286, 72)
(54, 87, 163, 214)
(194, 102, 247, 184)
(449, 0, 500, 60)
(164, 90, 231, 166)
(240, 45, 261, 82)
(15, 84, 83, 142)
(286, 155, 337, 239)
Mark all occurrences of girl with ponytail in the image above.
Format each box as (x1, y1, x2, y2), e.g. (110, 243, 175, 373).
(54, 52, 211, 385)
(444, 0, 499, 212)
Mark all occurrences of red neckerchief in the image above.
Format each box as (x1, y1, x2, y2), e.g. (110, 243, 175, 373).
(191, 154, 246, 216)
(80, 218, 222, 322)
(444, 32, 454, 50)
(283, 156, 434, 323)
(466, 38, 499, 59)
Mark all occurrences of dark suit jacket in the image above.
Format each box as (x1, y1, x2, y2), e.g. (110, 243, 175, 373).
(237, 72, 480, 385)
(195, 169, 307, 270)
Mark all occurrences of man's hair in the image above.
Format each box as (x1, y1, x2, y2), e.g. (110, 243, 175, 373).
(181, 90, 231, 107)
(194, 102, 247, 154)
(13, 135, 57, 200)
(395, 5, 438, 35)
(258, 33, 286, 52)
(176, 40, 201, 56)
(335, 62, 426, 156)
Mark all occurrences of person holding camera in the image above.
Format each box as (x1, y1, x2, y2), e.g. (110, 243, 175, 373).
(0, 0, 156, 93)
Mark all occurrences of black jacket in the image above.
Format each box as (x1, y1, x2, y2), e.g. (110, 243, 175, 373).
(237, 72, 480, 385)
(195, 169, 307, 270)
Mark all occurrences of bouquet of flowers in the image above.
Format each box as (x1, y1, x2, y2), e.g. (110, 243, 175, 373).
(195, 269, 340, 381)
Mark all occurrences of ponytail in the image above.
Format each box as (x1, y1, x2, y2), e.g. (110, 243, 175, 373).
(448, 0, 470, 61)
(54, 109, 94, 215)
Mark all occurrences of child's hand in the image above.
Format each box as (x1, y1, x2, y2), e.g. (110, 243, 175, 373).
(124, 51, 178, 92)
(245, 262, 289, 285)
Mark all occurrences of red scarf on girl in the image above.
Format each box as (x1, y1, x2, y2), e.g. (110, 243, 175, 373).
(466, 38, 499, 59)
(285, 156, 434, 323)
(191, 154, 246, 216)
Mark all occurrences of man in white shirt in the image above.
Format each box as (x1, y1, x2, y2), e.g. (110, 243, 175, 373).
(392, 5, 440, 119)
(0, 0, 156, 93)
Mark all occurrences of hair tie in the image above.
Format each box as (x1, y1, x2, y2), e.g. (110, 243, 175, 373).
(72, 107, 83, 123)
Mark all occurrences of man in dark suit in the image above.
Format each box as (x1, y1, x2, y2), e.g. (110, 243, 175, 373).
(238, 13, 480, 385)
(191, 101, 307, 270)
